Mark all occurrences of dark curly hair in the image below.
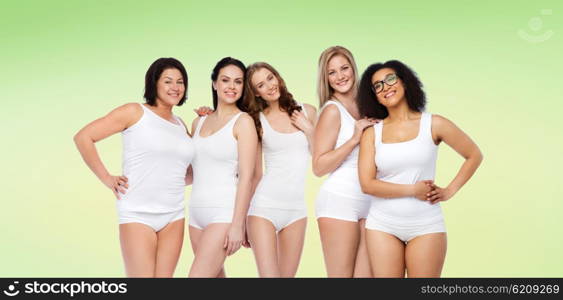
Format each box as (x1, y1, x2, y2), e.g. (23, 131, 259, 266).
(358, 60, 425, 119)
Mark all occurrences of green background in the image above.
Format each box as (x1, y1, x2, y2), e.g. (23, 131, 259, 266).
(1, 0, 561, 277)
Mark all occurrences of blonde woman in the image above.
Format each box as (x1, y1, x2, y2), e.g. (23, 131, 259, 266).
(313, 46, 377, 277)
(243, 62, 317, 277)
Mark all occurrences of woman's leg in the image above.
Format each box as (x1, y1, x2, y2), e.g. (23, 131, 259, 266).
(119, 223, 158, 277)
(366, 229, 406, 278)
(154, 218, 184, 277)
(247, 216, 280, 277)
(317, 217, 361, 277)
(189, 225, 226, 277)
(353, 218, 373, 277)
(188, 223, 231, 277)
(277, 218, 307, 277)
(405, 233, 447, 278)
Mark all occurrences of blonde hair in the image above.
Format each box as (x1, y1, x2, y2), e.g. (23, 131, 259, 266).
(317, 46, 359, 107)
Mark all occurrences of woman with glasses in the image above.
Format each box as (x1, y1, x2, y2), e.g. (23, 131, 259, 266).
(313, 46, 377, 277)
(357, 60, 483, 277)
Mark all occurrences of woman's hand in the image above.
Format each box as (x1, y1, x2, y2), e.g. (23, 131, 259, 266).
(224, 224, 245, 256)
(184, 165, 193, 186)
(351, 118, 378, 144)
(194, 106, 214, 116)
(426, 183, 454, 204)
(413, 180, 434, 201)
(290, 110, 314, 135)
(101, 174, 128, 199)
(242, 231, 251, 248)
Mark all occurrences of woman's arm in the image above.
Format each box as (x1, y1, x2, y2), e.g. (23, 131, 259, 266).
(225, 113, 258, 256)
(73, 103, 141, 198)
(426, 115, 483, 203)
(251, 143, 263, 193)
(358, 127, 434, 200)
(184, 117, 202, 187)
(312, 104, 375, 176)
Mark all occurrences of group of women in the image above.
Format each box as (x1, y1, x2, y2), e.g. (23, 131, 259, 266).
(73, 46, 482, 278)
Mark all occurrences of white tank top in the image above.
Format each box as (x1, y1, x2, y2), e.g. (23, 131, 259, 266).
(117, 103, 194, 213)
(371, 112, 443, 222)
(319, 100, 368, 199)
(252, 104, 310, 209)
(189, 112, 243, 208)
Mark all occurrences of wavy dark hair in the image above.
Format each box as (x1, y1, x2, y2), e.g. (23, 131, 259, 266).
(144, 57, 188, 106)
(242, 62, 302, 141)
(211, 57, 247, 111)
(358, 60, 425, 119)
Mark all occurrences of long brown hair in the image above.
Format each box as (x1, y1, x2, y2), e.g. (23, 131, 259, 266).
(243, 62, 301, 141)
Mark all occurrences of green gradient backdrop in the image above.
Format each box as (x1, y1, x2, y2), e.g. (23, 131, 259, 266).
(1, 0, 561, 277)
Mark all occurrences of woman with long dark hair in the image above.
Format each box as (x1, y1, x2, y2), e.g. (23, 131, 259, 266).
(187, 57, 258, 277)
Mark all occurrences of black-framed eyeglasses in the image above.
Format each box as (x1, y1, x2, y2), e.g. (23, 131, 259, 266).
(372, 73, 398, 94)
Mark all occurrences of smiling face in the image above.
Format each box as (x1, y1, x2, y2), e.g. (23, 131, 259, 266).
(155, 68, 185, 106)
(371, 68, 405, 108)
(251, 67, 281, 103)
(327, 54, 355, 95)
(213, 64, 244, 104)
